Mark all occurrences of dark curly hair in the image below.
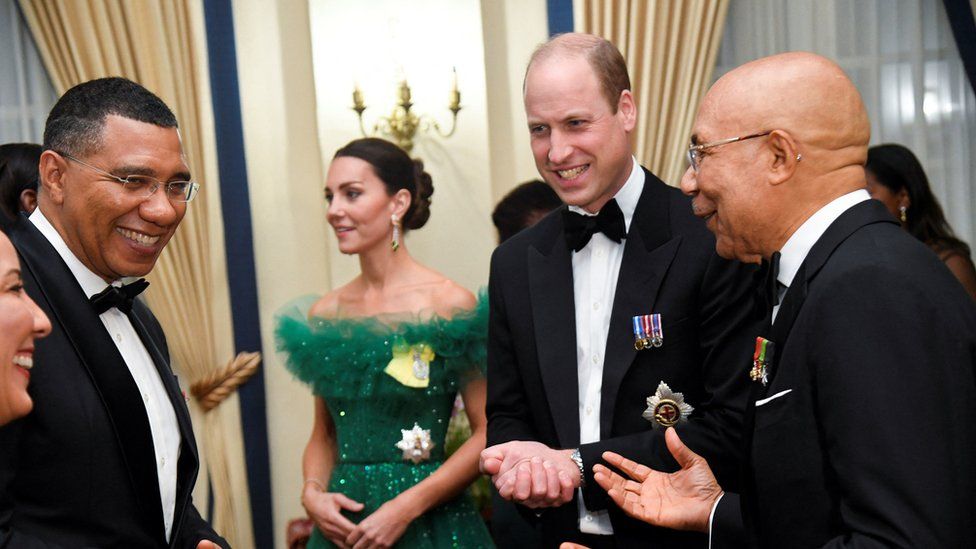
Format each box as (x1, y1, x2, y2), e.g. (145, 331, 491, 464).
(44, 76, 177, 158)
(333, 138, 433, 230)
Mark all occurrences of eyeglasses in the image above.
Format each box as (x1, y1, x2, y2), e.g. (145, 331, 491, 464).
(58, 152, 200, 203)
(686, 131, 773, 172)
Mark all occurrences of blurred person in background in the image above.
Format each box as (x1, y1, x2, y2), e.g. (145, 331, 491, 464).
(0, 143, 43, 229)
(865, 143, 976, 298)
(492, 179, 562, 244)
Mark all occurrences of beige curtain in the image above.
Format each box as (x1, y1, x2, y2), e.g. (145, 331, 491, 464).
(17, 1, 255, 547)
(576, 0, 730, 186)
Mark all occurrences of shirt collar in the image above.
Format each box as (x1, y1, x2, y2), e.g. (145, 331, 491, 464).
(567, 156, 644, 233)
(777, 189, 870, 288)
(29, 207, 117, 297)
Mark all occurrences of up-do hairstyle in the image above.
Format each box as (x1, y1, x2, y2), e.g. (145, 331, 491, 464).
(527, 33, 631, 113)
(333, 138, 434, 231)
(43, 77, 178, 158)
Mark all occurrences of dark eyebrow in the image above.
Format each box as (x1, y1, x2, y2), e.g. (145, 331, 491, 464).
(1, 268, 22, 283)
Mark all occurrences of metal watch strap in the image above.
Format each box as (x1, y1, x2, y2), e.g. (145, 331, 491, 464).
(570, 448, 585, 487)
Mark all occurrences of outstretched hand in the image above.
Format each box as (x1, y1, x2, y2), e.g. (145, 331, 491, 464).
(593, 427, 722, 533)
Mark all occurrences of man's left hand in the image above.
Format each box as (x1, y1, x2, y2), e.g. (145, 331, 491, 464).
(480, 441, 577, 507)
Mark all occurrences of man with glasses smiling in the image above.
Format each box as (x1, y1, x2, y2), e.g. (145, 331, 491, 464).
(0, 77, 226, 548)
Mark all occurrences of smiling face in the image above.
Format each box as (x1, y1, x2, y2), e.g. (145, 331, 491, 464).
(325, 156, 406, 255)
(0, 232, 51, 425)
(680, 113, 770, 262)
(41, 115, 189, 282)
(524, 55, 636, 213)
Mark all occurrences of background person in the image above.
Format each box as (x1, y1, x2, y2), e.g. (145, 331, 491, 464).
(0, 230, 50, 427)
(491, 179, 562, 244)
(865, 143, 976, 298)
(277, 137, 493, 548)
(0, 143, 42, 229)
(0, 77, 226, 548)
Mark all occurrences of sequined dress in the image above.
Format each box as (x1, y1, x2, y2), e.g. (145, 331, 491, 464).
(276, 294, 494, 549)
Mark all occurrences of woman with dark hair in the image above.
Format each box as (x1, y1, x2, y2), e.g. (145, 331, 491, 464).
(0, 230, 51, 426)
(866, 143, 976, 299)
(0, 143, 43, 227)
(277, 138, 493, 548)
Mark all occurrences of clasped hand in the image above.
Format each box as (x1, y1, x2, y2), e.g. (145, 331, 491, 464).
(302, 484, 415, 548)
(479, 441, 578, 508)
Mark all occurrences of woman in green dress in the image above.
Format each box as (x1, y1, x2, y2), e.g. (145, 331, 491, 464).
(277, 138, 493, 548)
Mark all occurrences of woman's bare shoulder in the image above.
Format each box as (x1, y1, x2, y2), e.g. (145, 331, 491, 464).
(308, 279, 362, 320)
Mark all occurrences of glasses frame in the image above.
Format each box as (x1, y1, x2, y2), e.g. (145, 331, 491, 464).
(686, 130, 773, 172)
(57, 151, 200, 203)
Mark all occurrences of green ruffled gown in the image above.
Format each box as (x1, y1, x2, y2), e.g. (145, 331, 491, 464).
(276, 294, 494, 549)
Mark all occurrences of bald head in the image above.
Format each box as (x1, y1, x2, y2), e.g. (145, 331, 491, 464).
(703, 52, 870, 172)
(526, 33, 630, 113)
(681, 52, 872, 261)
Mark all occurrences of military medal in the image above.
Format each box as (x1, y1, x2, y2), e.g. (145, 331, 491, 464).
(632, 314, 663, 350)
(750, 337, 774, 386)
(395, 423, 435, 463)
(643, 381, 694, 428)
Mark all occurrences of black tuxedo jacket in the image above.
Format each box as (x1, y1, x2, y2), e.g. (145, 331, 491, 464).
(486, 169, 762, 547)
(712, 200, 976, 548)
(0, 217, 227, 548)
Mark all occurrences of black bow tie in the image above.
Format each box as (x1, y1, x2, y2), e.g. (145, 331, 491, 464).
(757, 251, 783, 312)
(89, 278, 149, 315)
(563, 199, 627, 252)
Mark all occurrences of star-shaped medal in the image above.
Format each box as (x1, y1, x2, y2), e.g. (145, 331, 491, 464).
(643, 381, 694, 429)
(395, 423, 435, 464)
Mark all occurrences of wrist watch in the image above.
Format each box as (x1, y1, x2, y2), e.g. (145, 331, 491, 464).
(570, 448, 585, 487)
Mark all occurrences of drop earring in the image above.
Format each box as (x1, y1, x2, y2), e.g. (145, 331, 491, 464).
(899, 205, 907, 223)
(391, 215, 401, 251)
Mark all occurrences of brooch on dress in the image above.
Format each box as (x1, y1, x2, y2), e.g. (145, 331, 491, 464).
(643, 381, 694, 428)
(395, 423, 435, 463)
(384, 343, 435, 388)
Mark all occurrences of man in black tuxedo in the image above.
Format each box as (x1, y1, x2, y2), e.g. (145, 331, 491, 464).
(586, 52, 976, 548)
(480, 33, 761, 547)
(0, 77, 227, 548)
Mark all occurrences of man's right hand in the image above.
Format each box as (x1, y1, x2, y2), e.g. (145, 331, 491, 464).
(593, 427, 722, 533)
(301, 485, 363, 548)
(481, 441, 577, 508)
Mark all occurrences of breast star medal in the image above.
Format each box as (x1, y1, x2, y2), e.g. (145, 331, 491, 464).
(643, 381, 694, 428)
(395, 423, 435, 464)
(750, 337, 774, 386)
(632, 314, 664, 350)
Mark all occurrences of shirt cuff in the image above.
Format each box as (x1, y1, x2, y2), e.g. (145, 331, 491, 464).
(707, 491, 725, 549)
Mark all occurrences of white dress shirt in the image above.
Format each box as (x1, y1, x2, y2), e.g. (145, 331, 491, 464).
(570, 157, 644, 535)
(708, 189, 870, 546)
(30, 208, 181, 541)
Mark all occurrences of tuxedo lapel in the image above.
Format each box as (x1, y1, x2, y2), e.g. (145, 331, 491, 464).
(8, 218, 166, 541)
(764, 200, 896, 389)
(127, 304, 200, 531)
(600, 173, 680, 435)
(528, 209, 581, 448)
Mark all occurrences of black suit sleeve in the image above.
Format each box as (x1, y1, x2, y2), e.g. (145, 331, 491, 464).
(175, 504, 230, 549)
(0, 423, 68, 549)
(579, 255, 759, 506)
(486, 248, 539, 446)
(711, 493, 747, 549)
